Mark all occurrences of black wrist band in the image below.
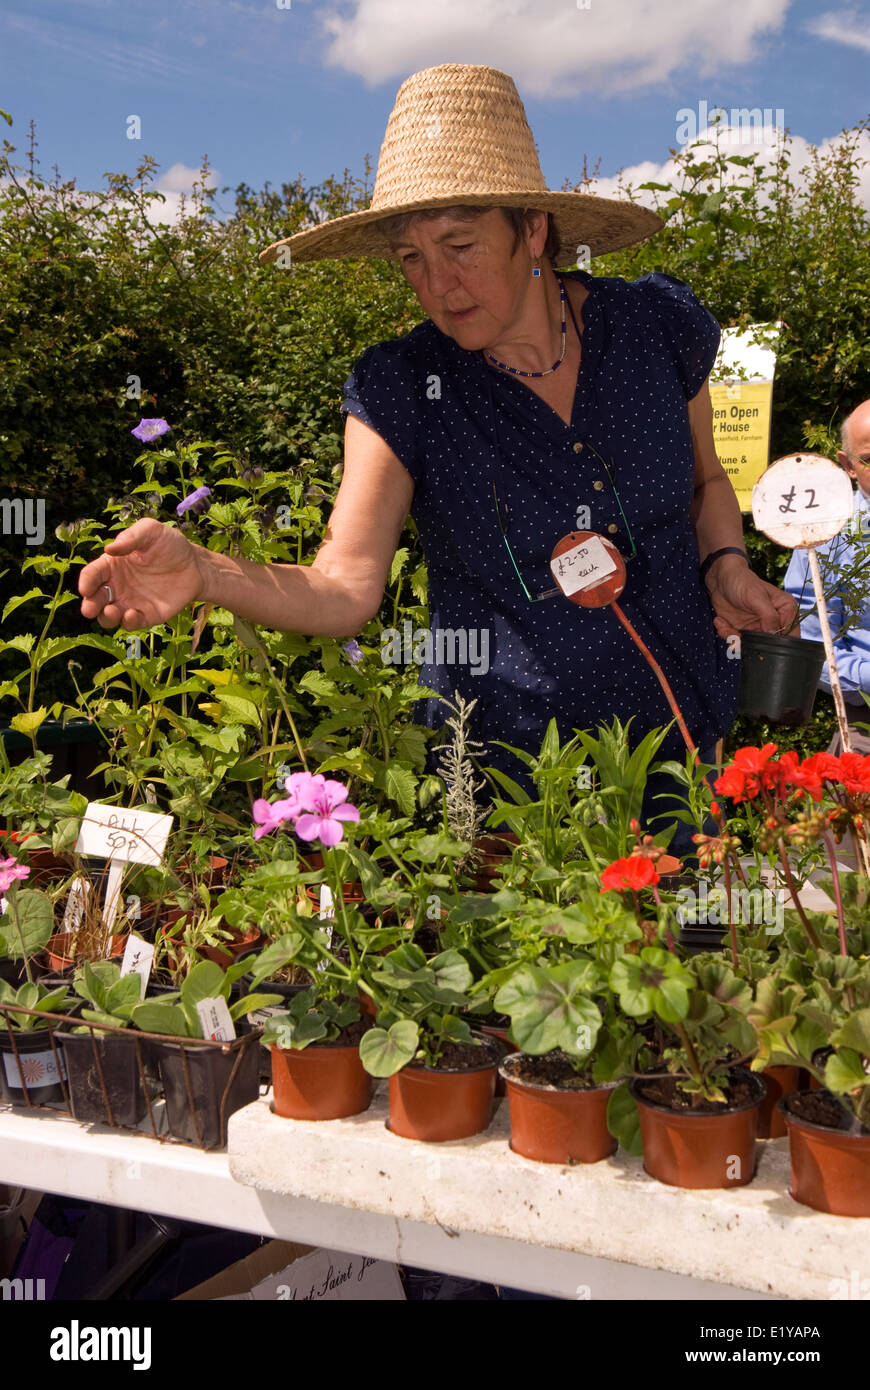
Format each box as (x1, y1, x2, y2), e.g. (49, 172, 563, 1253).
(699, 546, 749, 583)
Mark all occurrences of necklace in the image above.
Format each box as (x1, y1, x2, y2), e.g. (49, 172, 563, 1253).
(485, 276, 568, 379)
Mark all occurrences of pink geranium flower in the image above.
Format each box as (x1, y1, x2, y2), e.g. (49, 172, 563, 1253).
(294, 779, 360, 848)
(251, 773, 326, 840)
(0, 858, 30, 893)
(252, 798, 299, 840)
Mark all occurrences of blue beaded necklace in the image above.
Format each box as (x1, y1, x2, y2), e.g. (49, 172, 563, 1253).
(484, 275, 568, 379)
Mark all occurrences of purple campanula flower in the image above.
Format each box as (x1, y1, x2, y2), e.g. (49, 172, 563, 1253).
(176, 486, 213, 518)
(342, 639, 364, 665)
(131, 418, 171, 443)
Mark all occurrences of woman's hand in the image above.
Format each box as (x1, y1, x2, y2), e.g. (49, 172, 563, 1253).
(706, 554, 799, 640)
(78, 519, 208, 631)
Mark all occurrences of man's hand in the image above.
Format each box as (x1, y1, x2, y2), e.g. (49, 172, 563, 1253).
(78, 519, 207, 631)
(706, 554, 799, 640)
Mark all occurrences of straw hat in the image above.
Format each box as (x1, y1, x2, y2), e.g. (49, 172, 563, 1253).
(258, 63, 662, 266)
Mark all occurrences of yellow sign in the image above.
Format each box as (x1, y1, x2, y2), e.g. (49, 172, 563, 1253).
(710, 380, 775, 511)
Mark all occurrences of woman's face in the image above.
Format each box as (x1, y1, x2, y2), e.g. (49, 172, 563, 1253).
(390, 209, 544, 349)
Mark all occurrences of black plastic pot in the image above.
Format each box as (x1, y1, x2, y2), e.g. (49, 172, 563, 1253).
(0, 1025, 68, 1105)
(0, 719, 105, 799)
(56, 1028, 148, 1128)
(151, 1026, 261, 1150)
(737, 631, 826, 726)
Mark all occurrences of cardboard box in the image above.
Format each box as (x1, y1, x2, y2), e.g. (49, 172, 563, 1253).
(176, 1240, 314, 1300)
(176, 1239, 405, 1301)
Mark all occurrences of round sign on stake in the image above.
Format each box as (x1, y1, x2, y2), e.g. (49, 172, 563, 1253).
(752, 453, 853, 549)
(549, 531, 626, 607)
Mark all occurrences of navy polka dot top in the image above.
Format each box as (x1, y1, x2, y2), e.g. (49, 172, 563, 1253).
(341, 269, 739, 777)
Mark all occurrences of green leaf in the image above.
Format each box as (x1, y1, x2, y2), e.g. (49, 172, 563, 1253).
(181, 960, 228, 1008)
(1, 890, 53, 959)
(384, 763, 416, 817)
(2, 589, 44, 623)
(105, 973, 144, 1016)
(607, 1081, 642, 1154)
(359, 1021, 419, 1077)
(132, 1002, 190, 1037)
(495, 962, 602, 1056)
(10, 708, 49, 738)
(833, 1008, 870, 1057)
(82, 961, 109, 1013)
(825, 1049, 869, 1095)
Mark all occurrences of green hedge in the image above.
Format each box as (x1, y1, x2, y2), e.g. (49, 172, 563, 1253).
(1, 118, 868, 753)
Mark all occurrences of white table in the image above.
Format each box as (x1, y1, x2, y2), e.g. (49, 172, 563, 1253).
(2, 1091, 866, 1300)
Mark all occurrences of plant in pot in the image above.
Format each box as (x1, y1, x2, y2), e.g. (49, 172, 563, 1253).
(129, 957, 280, 1149)
(0, 976, 76, 1107)
(359, 942, 498, 1142)
(750, 943, 870, 1216)
(609, 944, 765, 1189)
(238, 771, 382, 1119)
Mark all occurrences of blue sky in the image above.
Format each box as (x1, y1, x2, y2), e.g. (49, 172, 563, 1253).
(1, 0, 868, 221)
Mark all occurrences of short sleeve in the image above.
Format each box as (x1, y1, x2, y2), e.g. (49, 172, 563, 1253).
(633, 272, 721, 401)
(340, 342, 423, 485)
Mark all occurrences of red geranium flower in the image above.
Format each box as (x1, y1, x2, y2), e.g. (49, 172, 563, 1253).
(600, 856, 660, 893)
(714, 766, 748, 802)
(835, 751, 870, 797)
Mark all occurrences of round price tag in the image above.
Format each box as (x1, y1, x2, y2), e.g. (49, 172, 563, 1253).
(549, 531, 626, 607)
(752, 453, 853, 549)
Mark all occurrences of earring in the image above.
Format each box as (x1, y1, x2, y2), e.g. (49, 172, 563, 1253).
(531, 263, 541, 278)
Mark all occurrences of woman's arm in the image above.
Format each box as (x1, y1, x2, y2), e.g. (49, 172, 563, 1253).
(687, 380, 796, 638)
(79, 414, 414, 637)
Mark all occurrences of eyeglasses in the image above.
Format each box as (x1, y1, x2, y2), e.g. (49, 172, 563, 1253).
(492, 441, 637, 603)
(846, 452, 870, 469)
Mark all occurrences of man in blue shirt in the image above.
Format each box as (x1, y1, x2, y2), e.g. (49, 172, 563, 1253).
(785, 400, 870, 752)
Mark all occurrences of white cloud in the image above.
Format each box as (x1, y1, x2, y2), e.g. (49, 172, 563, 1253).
(806, 8, 870, 54)
(319, 0, 791, 95)
(586, 123, 870, 212)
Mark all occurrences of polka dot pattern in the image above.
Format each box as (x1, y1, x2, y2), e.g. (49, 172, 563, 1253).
(341, 269, 739, 777)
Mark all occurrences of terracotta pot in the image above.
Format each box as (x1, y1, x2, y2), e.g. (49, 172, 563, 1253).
(271, 1042, 374, 1121)
(780, 1092, 870, 1217)
(157, 919, 259, 973)
(630, 1069, 765, 1189)
(501, 1055, 618, 1164)
(388, 1037, 497, 1142)
(0, 832, 72, 886)
(45, 932, 127, 974)
(476, 1022, 519, 1098)
(177, 853, 229, 888)
(757, 1065, 803, 1139)
(198, 925, 263, 969)
(358, 990, 377, 1021)
(467, 833, 518, 893)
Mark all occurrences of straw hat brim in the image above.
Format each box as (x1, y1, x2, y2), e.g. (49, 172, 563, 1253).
(258, 191, 662, 267)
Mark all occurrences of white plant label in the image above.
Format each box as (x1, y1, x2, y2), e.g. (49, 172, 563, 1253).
(315, 885, 335, 973)
(550, 536, 617, 596)
(61, 875, 92, 934)
(119, 933, 155, 1000)
(4, 1047, 65, 1090)
(195, 996, 236, 1043)
(75, 803, 173, 867)
(752, 454, 853, 548)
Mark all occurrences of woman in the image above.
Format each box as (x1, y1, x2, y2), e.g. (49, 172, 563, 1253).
(79, 64, 794, 839)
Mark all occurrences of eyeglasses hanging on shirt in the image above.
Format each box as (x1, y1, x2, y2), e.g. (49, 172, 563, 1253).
(492, 440, 638, 604)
